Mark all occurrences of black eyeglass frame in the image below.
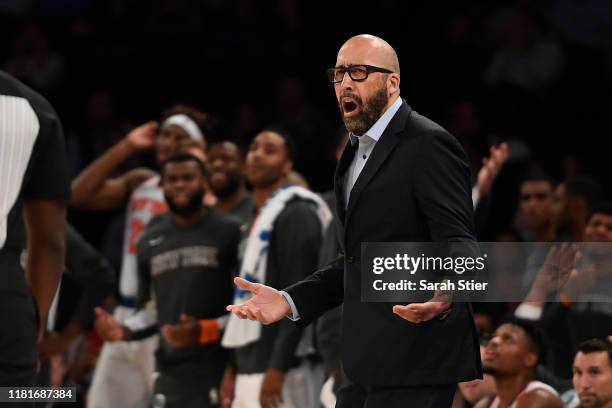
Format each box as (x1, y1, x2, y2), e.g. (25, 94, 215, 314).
(327, 64, 393, 83)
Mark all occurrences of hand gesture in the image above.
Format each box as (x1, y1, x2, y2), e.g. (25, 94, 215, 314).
(161, 314, 201, 348)
(94, 307, 129, 342)
(38, 331, 70, 362)
(476, 142, 509, 198)
(392, 300, 451, 323)
(526, 244, 578, 301)
(226, 277, 291, 325)
(260, 368, 285, 408)
(560, 262, 598, 302)
(125, 121, 158, 152)
(220, 367, 236, 408)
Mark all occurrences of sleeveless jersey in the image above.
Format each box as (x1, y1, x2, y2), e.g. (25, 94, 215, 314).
(119, 175, 167, 300)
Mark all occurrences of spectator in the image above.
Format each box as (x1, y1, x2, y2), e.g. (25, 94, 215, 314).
(563, 338, 612, 408)
(479, 317, 563, 408)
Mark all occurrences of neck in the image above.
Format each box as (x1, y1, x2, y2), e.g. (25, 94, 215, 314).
(386, 93, 400, 111)
(172, 207, 205, 228)
(215, 184, 247, 214)
(494, 373, 531, 407)
(253, 178, 288, 209)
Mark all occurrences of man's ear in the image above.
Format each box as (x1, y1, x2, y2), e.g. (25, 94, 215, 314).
(387, 73, 400, 95)
(283, 160, 294, 176)
(523, 351, 538, 369)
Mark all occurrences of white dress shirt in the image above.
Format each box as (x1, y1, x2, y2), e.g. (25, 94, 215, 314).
(344, 96, 403, 206)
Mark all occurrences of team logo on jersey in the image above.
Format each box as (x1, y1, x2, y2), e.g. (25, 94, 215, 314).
(150, 246, 219, 276)
(148, 236, 164, 247)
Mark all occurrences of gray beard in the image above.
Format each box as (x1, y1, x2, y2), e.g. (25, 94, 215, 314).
(341, 86, 389, 136)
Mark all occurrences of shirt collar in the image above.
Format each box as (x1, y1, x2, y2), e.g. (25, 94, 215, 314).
(349, 96, 403, 146)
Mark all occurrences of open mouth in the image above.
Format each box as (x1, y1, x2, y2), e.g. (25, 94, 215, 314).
(342, 98, 359, 116)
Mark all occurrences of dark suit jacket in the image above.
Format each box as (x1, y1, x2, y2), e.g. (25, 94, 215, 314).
(285, 100, 482, 387)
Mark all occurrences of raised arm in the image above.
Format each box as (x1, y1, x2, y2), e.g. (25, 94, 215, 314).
(70, 121, 158, 209)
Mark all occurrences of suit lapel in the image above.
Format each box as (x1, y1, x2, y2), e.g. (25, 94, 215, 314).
(344, 101, 412, 233)
(334, 139, 357, 224)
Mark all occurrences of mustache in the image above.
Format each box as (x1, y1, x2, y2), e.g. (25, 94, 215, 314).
(338, 91, 363, 106)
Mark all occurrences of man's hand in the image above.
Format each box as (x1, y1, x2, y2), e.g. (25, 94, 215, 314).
(392, 301, 451, 323)
(226, 277, 291, 325)
(38, 332, 70, 362)
(125, 121, 158, 152)
(526, 244, 578, 301)
(220, 367, 236, 408)
(560, 262, 597, 302)
(476, 142, 509, 198)
(94, 307, 130, 342)
(260, 368, 284, 408)
(161, 314, 201, 348)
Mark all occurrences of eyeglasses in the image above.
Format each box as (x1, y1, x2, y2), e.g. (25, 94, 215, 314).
(327, 64, 393, 84)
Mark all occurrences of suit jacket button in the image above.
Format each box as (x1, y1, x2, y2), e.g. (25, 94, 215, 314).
(347, 256, 354, 263)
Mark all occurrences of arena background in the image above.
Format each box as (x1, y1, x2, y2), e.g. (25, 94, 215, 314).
(1, 0, 611, 282)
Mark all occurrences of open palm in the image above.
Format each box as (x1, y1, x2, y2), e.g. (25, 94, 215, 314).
(226, 277, 291, 325)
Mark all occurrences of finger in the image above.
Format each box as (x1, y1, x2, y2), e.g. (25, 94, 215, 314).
(94, 307, 107, 318)
(160, 325, 172, 338)
(234, 277, 259, 293)
(269, 393, 281, 408)
(227, 305, 247, 319)
(243, 306, 259, 321)
(404, 303, 426, 312)
(392, 305, 421, 322)
(180, 313, 189, 322)
(253, 306, 265, 323)
(544, 245, 558, 263)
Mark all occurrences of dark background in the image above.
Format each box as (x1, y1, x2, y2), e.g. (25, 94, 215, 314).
(2, 0, 611, 247)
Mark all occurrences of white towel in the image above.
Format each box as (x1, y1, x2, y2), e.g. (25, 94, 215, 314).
(222, 185, 332, 348)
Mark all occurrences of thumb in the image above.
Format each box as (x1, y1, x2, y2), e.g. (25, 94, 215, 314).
(234, 277, 258, 293)
(392, 304, 409, 313)
(180, 313, 195, 323)
(94, 307, 107, 318)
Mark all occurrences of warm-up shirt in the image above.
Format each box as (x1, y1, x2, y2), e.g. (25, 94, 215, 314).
(234, 198, 323, 374)
(136, 209, 241, 371)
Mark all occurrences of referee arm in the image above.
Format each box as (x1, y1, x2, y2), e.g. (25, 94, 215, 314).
(24, 200, 66, 340)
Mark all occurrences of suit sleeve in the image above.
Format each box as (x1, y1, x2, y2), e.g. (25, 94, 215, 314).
(283, 252, 345, 327)
(414, 130, 477, 243)
(268, 201, 322, 372)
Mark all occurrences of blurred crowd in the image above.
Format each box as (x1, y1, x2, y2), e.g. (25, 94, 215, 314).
(2, 0, 611, 407)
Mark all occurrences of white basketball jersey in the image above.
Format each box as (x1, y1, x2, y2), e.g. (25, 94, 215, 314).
(119, 175, 167, 299)
(489, 380, 558, 408)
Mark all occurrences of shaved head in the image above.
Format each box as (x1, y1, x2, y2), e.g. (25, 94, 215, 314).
(332, 34, 401, 135)
(339, 34, 400, 74)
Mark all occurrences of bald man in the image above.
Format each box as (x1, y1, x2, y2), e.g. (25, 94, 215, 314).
(226, 34, 482, 407)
